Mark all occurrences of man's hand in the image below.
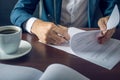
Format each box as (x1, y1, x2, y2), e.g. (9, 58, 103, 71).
(31, 19, 70, 45)
(98, 16, 115, 44)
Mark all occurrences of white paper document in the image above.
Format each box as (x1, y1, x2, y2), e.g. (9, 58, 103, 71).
(107, 5, 120, 30)
(0, 63, 90, 80)
(39, 64, 89, 80)
(0, 63, 43, 80)
(50, 27, 120, 70)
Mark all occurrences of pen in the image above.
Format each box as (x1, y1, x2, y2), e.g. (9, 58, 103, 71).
(53, 29, 68, 42)
(48, 15, 69, 42)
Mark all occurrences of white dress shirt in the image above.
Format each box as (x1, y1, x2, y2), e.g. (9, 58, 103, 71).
(61, 0, 88, 28)
(25, 0, 88, 33)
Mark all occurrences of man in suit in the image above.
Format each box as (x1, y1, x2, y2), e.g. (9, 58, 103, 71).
(10, 0, 116, 45)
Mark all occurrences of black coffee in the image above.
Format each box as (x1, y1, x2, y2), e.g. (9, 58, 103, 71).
(0, 29, 17, 34)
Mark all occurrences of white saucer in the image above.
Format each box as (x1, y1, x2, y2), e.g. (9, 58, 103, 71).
(0, 40, 32, 60)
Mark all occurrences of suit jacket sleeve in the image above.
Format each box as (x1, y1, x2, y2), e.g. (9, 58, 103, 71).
(10, 0, 40, 27)
(99, 0, 116, 16)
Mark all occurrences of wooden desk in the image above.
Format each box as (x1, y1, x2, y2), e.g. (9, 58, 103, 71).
(0, 28, 120, 80)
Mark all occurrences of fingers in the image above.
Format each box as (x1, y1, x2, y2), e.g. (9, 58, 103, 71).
(33, 21, 70, 45)
(53, 25, 70, 41)
(98, 17, 107, 31)
(98, 29, 115, 44)
(97, 29, 115, 44)
(41, 28, 69, 45)
(50, 31, 68, 45)
(97, 33, 108, 44)
(49, 25, 70, 44)
(97, 16, 115, 44)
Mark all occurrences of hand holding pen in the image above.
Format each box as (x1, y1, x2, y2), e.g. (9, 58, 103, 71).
(31, 19, 70, 45)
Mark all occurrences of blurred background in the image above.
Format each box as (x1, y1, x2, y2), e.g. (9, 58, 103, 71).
(116, 0, 120, 27)
(0, 0, 18, 26)
(0, 0, 119, 27)
(0, 0, 38, 26)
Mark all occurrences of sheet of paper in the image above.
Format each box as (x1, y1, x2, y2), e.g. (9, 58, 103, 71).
(71, 30, 120, 70)
(50, 27, 85, 55)
(39, 64, 90, 80)
(0, 63, 90, 80)
(50, 27, 120, 70)
(0, 63, 43, 80)
(107, 5, 120, 30)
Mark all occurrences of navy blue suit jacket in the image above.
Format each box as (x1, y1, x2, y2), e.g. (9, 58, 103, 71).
(10, 0, 116, 29)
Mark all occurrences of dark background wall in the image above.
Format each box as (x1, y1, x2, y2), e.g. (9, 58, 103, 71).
(0, 0, 18, 26)
(117, 0, 120, 28)
(0, 0, 38, 26)
(0, 0, 119, 27)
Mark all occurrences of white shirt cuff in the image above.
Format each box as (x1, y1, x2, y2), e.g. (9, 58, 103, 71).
(25, 17, 37, 33)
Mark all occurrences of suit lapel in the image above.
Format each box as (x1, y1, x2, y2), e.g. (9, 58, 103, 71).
(88, 0, 98, 27)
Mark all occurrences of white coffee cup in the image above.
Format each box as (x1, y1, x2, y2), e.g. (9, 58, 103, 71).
(0, 26, 22, 54)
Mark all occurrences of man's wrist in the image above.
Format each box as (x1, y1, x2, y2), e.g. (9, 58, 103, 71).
(24, 17, 38, 33)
